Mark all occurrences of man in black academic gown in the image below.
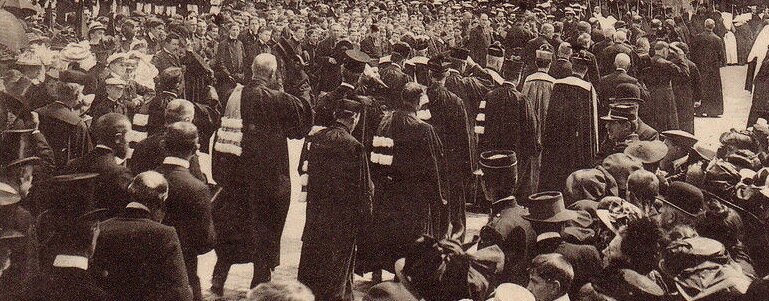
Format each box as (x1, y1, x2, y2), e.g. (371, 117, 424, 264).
(476, 57, 537, 199)
(539, 55, 599, 193)
(690, 19, 725, 117)
(423, 55, 472, 240)
(297, 98, 373, 301)
(357, 82, 447, 279)
(379, 42, 412, 110)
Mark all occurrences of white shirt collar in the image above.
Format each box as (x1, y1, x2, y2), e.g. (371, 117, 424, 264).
(53, 255, 89, 270)
(553, 294, 571, 301)
(126, 202, 151, 212)
(96, 145, 125, 165)
(340, 82, 355, 89)
(163, 156, 190, 169)
(537, 232, 562, 242)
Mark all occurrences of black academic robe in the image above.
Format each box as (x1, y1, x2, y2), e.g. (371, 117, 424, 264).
(748, 49, 769, 127)
(357, 110, 446, 273)
(297, 124, 373, 301)
(691, 31, 725, 116)
(424, 83, 472, 240)
(226, 78, 312, 270)
(548, 58, 573, 80)
(539, 76, 599, 193)
(641, 56, 688, 131)
(34, 102, 93, 171)
(672, 58, 701, 134)
(478, 82, 537, 198)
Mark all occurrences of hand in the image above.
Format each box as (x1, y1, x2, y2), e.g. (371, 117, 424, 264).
(329, 57, 337, 65)
(29, 111, 39, 130)
(694, 101, 702, 108)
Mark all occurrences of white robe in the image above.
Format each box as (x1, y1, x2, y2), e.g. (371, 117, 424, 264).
(725, 31, 738, 65)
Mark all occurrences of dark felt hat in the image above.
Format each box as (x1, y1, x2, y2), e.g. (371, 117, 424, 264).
(59, 70, 89, 85)
(594, 269, 666, 301)
(37, 173, 103, 218)
(661, 181, 705, 217)
(344, 49, 371, 74)
(524, 191, 579, 223)
(1, 129, 41, 171)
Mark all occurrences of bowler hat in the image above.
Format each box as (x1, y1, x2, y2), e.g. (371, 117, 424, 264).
(661, 181, 705, 217)
(624, 140, 668, 164)
(523, 191, 579, 223)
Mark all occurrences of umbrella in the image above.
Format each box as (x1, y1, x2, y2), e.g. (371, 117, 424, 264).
(0, 9, 27, 53)
(0, 0, 42, 18)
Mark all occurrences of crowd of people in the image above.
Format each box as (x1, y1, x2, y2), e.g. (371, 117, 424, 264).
(2, 0, 769, 300)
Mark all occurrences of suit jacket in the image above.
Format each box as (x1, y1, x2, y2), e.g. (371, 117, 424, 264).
(129, 132, 206, 182)
(151, 48, 182, 73)
(65, 147, 133, 217)
(92, 208, 193, 301)
(15, 267, 109, 301)
(156, 162, 215, 255)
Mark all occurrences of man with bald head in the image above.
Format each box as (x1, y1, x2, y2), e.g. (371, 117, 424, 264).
(597, 53, 648, 115)
(130, 99, 206, 181)
(599, 30, 633, 75)
(92, 171, 193, 301)
(691, 18, 725, 117)
(66, 113, 134, 217)
(213, 53, 312, 288)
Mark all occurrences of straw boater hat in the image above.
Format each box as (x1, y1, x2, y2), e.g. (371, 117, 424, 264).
(59, 43, 92, 62)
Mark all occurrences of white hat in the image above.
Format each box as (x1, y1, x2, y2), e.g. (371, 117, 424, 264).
(106, 52, 128, 65)
(105, 77, 127, 86)
(489, 284, 535, 301)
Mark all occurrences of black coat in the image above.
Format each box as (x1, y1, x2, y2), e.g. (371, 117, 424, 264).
(92, 208, 193, 301)
(157, 163, 215, 255)
(15, 267, 109, 301)
(65, 147, 133, 217)
(478, 204, 536, 285)
(548, 58, 573, 80)
(597, 70, 649, 117)
(297, 124, 373, 301)
(691, 31, 725, 116)
(35, 102, 93, 170)
(379, 63, 411, 110)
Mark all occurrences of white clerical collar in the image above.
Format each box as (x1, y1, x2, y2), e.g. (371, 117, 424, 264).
(126, 202, 151, 212)
(163, 156, 190, 169)
(53, 255, 89, 270)
(447, 68, 460, 74)
(96, 145, 125, 165)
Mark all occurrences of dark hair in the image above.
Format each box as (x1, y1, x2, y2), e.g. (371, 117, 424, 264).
(401, 82, 424, 106)
(620, 218, 663, 274)
(94, 113, 130, 144)
(163, 122, 199, 158)
(530, 253, 574, 294)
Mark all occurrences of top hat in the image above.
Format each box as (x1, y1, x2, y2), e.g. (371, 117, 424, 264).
(479, 150, 518, 205)
(1, 129, 42, 171)
(37, 173, 102, 217)
(523, 191, 578, 223)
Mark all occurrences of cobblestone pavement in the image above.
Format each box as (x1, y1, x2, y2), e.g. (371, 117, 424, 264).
(196, 65, 753, 300)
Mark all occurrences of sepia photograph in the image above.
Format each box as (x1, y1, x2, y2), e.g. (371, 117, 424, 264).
(0, 0, 767, 300)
